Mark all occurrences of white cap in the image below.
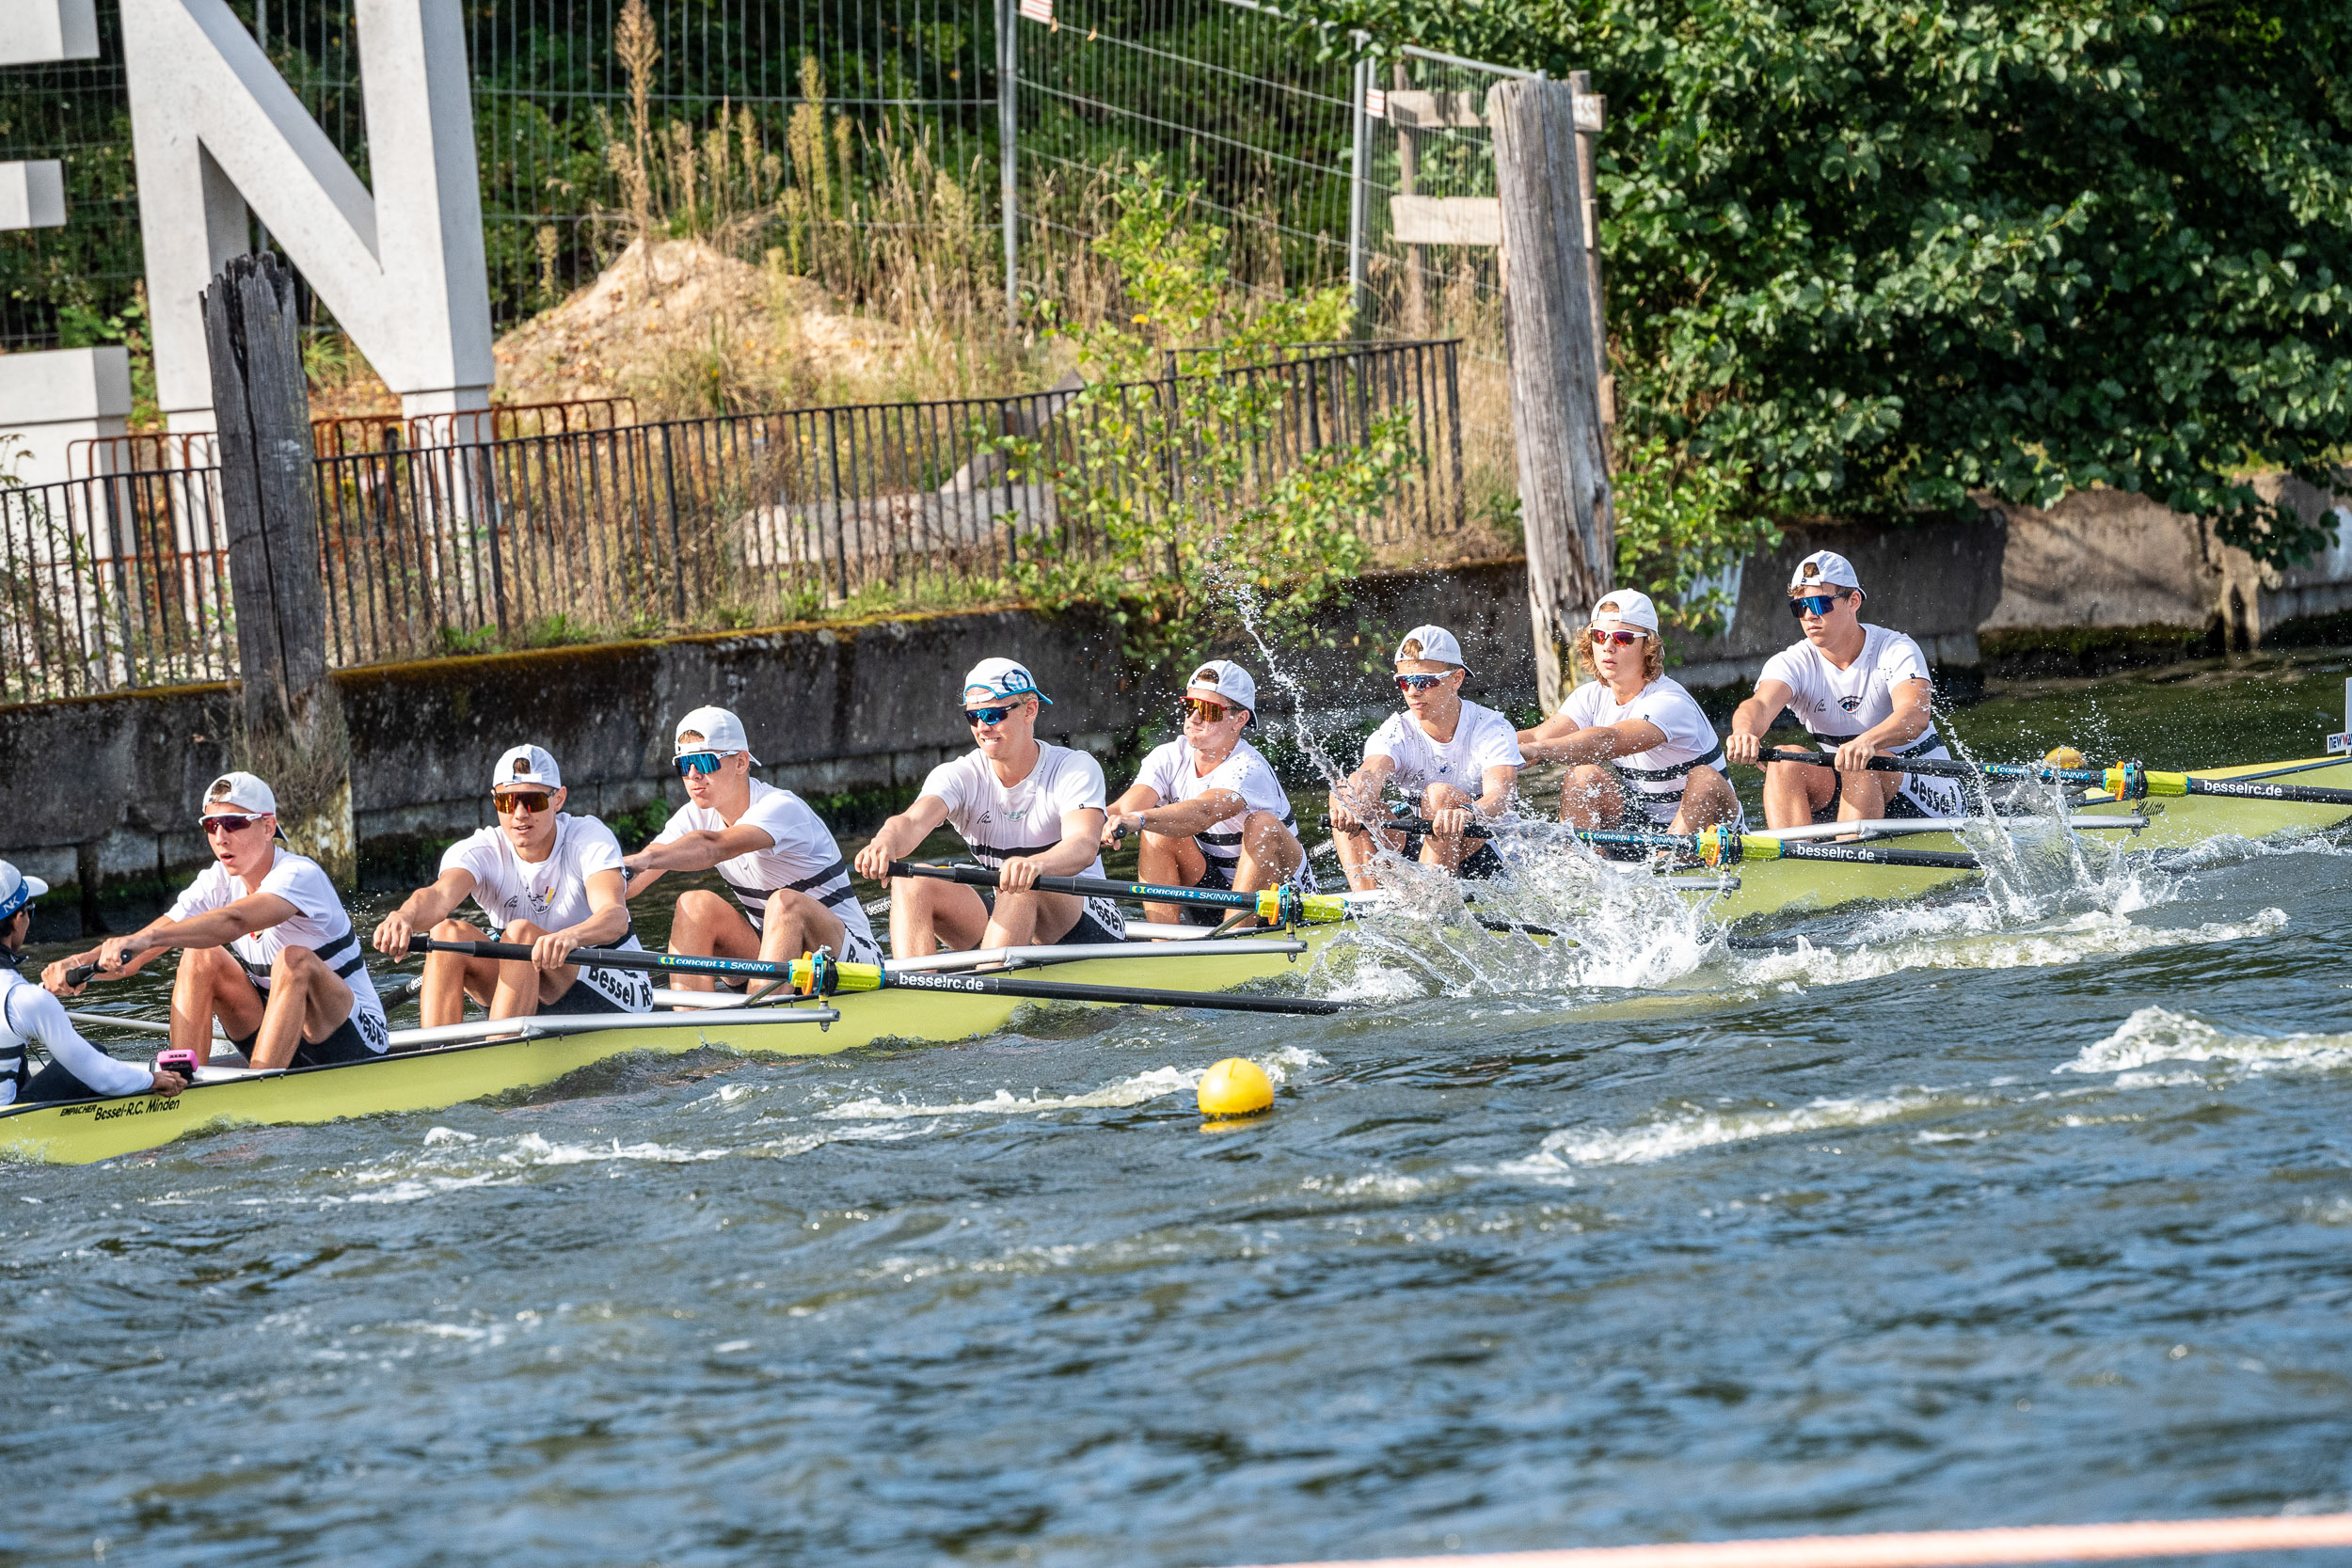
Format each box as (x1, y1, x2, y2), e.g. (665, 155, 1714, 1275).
(1184, 658, 1258, 721)
(1789, 549, 1864, 595)
(1591, 589, 1661, 635)
(962, 657, 1053, 706)
(203, 771, 278, 816)
(1395, 625, 1469, 671)
(0, 862, 48, 924)
(675, 705, 760, 765)
(492, 744, 563, 791)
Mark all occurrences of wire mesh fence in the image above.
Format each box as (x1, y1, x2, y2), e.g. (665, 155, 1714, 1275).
(0, 467, 238, 704)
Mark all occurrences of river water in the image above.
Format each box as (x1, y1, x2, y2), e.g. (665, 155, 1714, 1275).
(8, 655, 2352, 1568)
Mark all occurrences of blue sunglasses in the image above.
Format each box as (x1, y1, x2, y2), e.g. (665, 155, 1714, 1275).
(965, 705, 1019, 726)
(675, 751, 731, 776)
(1788, 591, 1851, 619)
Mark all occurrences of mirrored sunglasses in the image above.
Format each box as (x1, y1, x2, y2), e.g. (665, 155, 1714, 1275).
(965, 705, 1019, 727)
(675, 751, 732, 777)
(1179, 697, 1234, 722)
(1788, 592, 1849, 619)
(1394, 673, 1450, 692)
(495, 791, 553, 815)
(1588, 627, 1648, 647)
(199, 813, 267, 836)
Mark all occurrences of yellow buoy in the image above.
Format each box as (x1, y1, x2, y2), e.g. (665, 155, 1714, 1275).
(2045, 746, 2088, 769)
(1198, 1057, 1275, 1117)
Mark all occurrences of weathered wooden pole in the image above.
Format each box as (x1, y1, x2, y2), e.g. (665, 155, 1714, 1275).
(1491, 77, 1613, 713)
(204, 251, 354, 883)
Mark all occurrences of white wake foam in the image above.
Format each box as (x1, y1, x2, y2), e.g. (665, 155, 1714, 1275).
(818, 1047, 1325, 1122)
(1498, 1087, 1977, 1176)
(1740, 908, 2287, 989)
(2059, 1007, 2352, 1078)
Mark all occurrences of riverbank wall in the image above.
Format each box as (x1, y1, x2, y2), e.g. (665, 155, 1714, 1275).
(7, 480, 2349, 919)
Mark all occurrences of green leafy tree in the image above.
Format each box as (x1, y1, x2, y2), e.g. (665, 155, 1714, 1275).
(1319, 0, 2352, 563)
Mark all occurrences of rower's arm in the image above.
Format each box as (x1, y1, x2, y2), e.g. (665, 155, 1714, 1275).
(624, 823, 776, 877)
(372, 867, 477, 958)
(1102, 784, 1161, 846)
(1123, 788, 1246, 840)
(83, 895, 302, 978)
(1516, 715, 1668, 767)
(1724, 677, 1797, 765)
(521, 867, 632, 973)
(1330, 755, 1398, 827)
(13, 984, 174, 1098)
(1861, 677, 1934, 752)
(1474, 764, 1519, 819)
(853, 795, 952, 881)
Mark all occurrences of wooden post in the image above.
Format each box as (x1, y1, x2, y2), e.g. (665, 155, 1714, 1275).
(1394, 61, 1425, 338)
(203, 251, 354, 883)
(1491, 77, 1613, 714)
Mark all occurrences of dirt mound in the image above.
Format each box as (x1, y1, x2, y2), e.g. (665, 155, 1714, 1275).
(493, 237, 907, 413)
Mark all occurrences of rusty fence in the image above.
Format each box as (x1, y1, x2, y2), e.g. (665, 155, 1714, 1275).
(3, 339, 1460, 701)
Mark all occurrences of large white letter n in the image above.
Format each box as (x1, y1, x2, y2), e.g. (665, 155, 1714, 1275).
(123, 0, 494, 430)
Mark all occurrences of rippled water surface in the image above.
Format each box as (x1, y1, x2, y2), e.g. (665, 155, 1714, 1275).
(8, 657, 2352, 1568)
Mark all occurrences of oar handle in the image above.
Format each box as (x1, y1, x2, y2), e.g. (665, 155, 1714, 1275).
(1757, 745, 2132, 793)
(1757, 745, 1984, 782)
(65, 963, 99, 987)
(1324, 812, 1494, 840)
(405, 936, 883, 993)
(886, 862, 1351, 925)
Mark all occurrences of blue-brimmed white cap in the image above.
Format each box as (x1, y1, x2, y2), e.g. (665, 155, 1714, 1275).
(0, 862, 47, 925)
(1789, 549, 1864, 596)
(1184, 658, 1258, 721)
(493, 744, 563, 791)
(1395, 624, 1469, 672)
(962, 657, 1052, 706)
(675, 705, 761, 766)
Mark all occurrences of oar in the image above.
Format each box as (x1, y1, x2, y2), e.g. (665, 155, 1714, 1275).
(886, 860, 1362, 926)
(1758, 746, 2352, 807)
(1574, 825, 1980, 871)
(405, 936, 1356, 1018)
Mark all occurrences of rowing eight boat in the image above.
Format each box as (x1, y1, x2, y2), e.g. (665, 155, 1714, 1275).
(6, 750, 2349, 1165)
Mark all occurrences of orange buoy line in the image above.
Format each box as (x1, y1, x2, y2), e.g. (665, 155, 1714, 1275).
(1229, 1513, 2352, 1568)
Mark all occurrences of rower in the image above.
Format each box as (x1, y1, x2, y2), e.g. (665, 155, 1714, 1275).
(371, 745, 653, 1024)
(850, 657, 1125, 956)
(1516, 589, 1742, 836)
(46, 772, 390, 1069)
(1102, 658, 1310, 927)
(621, 705, 884, 986)
(1722, 549, 1967, 829)
(2, 863, 189, 1105)
(1329, 625, 1522, 891)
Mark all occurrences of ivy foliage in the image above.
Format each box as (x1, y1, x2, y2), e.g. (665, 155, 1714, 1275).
(1321, 0, 2352, 563)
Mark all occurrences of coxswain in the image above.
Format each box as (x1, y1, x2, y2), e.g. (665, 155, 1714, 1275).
(1, 863, 190, 1105)
(851, 658, 1125, 955)
(1515, 589, 1742, 835)
(1329, 625, 1522, 891)
(47, 772, 390, 1069)
(1722, 550, 1967, 828)
(1102, 658, 1311, 927)
(372, 745, 653, 1023)
(622, 705, 884, 984)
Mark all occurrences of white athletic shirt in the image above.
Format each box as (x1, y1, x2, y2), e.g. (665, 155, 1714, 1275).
(0, 963, 154, 1104)
(919, 743, 1124, 936)
(441, 815, 651, 1010)
(1365, 700, 1524, 806)
(1759, 624, 1963, 815)
(167, 848, 389, 1052)
(652, 780, 877, 955)
(1130, 737, 1312, 889)
(1559, 675, 1732, 827)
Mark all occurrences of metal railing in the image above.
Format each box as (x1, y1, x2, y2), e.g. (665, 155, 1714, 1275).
(0, 466, 237, 704)
(3, 338, 1457, 699)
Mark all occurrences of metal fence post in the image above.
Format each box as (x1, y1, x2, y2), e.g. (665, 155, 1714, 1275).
(998, 0, 1020, 330)
(1346, 42, 1373, 327)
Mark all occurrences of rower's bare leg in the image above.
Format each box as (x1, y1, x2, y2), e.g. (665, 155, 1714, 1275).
(170, 944, 264, 1067)
(757, 889, 850, 965)
(421, 919, 502, 1028)
(1419, 783, 1478, 874)
(482, 919, 579, 1019)
(1835, 767, 1899, 830)
(1332, 820, 1410, 892)
(887, 877, 990, 958)
(1234, 812, 1302, 891)
(668, 890, 761, 992)
(982, 889, 1086, 949)
(247, 944, 358, 1070)
(1136, 832, 1206, 925)
(1558, 765, 1628, 831)
(1761, 760, 1836, 832)
(1668, 767, 1744, 834)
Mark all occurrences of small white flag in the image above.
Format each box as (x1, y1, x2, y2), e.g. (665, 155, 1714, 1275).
(1019, 0, 1054, 21)
(1362, 86, 1388, 119)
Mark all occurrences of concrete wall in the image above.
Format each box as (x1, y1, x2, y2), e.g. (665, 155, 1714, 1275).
(0, 562, 1536, 907)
